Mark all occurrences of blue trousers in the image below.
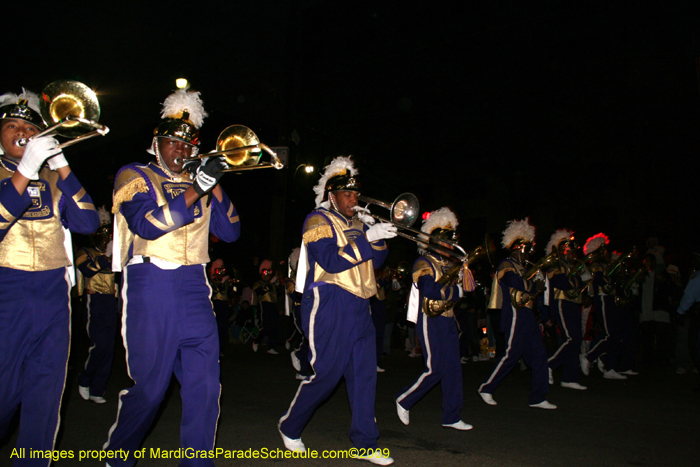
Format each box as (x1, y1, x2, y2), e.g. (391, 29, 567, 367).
(104, 263, 220, 467)
(586, 295, 622, 369)
(479, 306, 549, 405)
(78, 293, 118, 397)
(279, 285, 380, 449)
(396, 313, 463, 425)
(370, 299, 387, 365)
(548, 300, 583, 383)
(0, 267, 71, 467)
(292, 304, 312, 376)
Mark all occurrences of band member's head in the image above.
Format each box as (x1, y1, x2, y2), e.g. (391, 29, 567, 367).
(583, 232, 610, 261)
(149, 89, 207, 176)
(314, 156, 361, 219)
(92, 206, 113, 252)
(546, 229, 577, 262)
(418, 207, 459, 255)
(502, 218, 536, 262)
(288, 247, 301, 278)
(259, 259, 273, 281)
(0, 89, 46, 160)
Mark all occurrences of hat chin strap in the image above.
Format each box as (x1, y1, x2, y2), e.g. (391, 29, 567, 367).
(152, 137, 194, 181)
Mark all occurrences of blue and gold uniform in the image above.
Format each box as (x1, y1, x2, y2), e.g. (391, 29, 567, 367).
(279, 206, 388, 450)
(76, 243, 118, 400)
(0, 156, 99, 463)
(396, 252, 464, 425)
(103, 158, 240, 467)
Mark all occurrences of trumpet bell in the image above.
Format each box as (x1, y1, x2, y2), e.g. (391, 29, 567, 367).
(216, 125, 262, 167)
(40, 80, 101, 138)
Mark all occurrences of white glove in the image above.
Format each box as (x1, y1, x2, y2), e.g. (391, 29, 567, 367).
(579, 267, 592, 282)
(353, 205, 376, 225)
(366, 222, 397, 243)
(16, 136, 62, 180)
(457, 283, 464, 298)
(47, 150, 68, 170)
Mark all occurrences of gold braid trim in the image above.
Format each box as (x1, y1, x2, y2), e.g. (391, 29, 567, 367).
(303, 224, 333, 244)
(112, 177, 149, 213)
(412, 258, 435, 283)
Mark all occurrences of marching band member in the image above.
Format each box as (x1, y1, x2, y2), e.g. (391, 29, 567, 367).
(395, 207, 473, 431)
(0, 89, 99, 465)
(579, 233, 628, 380)
(278, 156, 396, 465)
(545, 229, 589, 390)
(478, 218, 556, 409)
(104, 90, 240, 467)
(76, 207, 118, 403)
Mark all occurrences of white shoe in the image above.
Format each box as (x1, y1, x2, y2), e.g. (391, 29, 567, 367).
(597, 358, 605, 373)
(472, 355, 479, 362)
(278, 424, 305, 453)
(267, 349, 279, 355)
(291, 351, 301, 371)
(580, 354, 590, 376)
(461, 357, 469, 364)
(395, 400, 409, 425)
(620, 369, 639, 376)
(442, 420, 473, 431)
(90, 395, 107, 404)
(285, 341, 291, 350)
(604, 369, 627, 380)
(478, 392, 497, 406)
(252, 342, 259, 352)
(548, 368, 554, 385)
(529, 400, 557, 410)
(295, 373, 306, 380)
(354, 451, 394, 465)
(561, 381, 587, 390)
(78, 385, 90, 401)
(376, 366, 385, 373)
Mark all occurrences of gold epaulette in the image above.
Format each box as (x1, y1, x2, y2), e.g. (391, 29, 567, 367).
(303, 213, 333, 244)
(412, 258, 435, 283)
(112, 168, 149, 214)
(590, 261, 604, 273)
(497, 264, 517, 281)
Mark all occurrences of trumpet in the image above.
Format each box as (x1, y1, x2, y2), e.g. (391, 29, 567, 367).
(173, 125, 284, 172)
(15, 80, 109, 149)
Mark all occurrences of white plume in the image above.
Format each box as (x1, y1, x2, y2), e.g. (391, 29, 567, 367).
(161, 89, 207, 128)
(97, 206, 111, 225)
(546, 228, 574, 255)
(0, 88, 41, 115)
(501, 218, 535, 249)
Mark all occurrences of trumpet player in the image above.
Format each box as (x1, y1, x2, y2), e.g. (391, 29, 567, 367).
(278, 156, 396, 465)
(478, 218, 556, 409)
(104, 90, 240, 467)
(395, 207, 473, 431)
(545, 229, 589, 390)
(0, 89, 100, 465)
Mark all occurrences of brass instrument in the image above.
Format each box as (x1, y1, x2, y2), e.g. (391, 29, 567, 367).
(16, 80, 109, 149)
(173, 125, 284, 172)
(602, 247, 638, 295)
(510, 251, 559, 308)
(614, 263, 649, 307)
(562, 248, 608, 300)
(424, 236, 496, 317)
(359, 193, 470, 262)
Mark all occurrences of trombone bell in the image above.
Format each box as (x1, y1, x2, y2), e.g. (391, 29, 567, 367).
(40, 80, 102, 138)
(216, 125, 262, 167)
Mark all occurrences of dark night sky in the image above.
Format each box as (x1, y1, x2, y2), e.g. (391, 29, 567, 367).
(4, 0, 700, 277)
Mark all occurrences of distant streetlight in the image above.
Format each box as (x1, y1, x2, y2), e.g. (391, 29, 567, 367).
(293, 163, 315, 179)
(176, 78, 189, 89)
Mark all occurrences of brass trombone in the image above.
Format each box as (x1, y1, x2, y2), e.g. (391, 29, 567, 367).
(359, 193, 472, 262)
(173, 125, 284, 172)
(15, 80, 109, 149)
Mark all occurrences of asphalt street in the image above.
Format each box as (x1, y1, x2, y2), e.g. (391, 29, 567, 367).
(2, 331, 698, 467)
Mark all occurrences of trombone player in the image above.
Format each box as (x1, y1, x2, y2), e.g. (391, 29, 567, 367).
(395, 207, 473, 431)
(104, 89, 240, 467)
(0, 88, 100, 464)
(478, 218, 556, 409)
(545, 229, 590, 390)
